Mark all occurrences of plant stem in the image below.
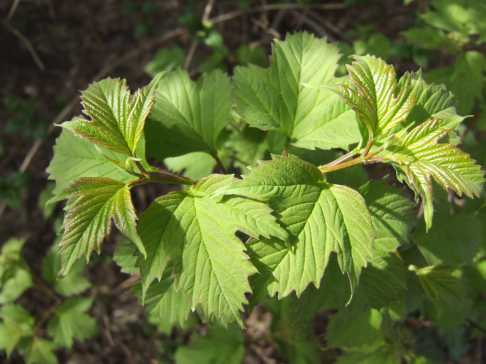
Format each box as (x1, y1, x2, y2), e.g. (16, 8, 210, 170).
(319, 155, 365, 173)
(33, 306, 57, 334)
(213, 151, 228, 174)
(282, 143, 289, 157)
(323, 150, 356, 168)
(135, 161, 149, 176)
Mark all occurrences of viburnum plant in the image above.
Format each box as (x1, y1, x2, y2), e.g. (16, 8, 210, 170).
(45, 32, 485, 362)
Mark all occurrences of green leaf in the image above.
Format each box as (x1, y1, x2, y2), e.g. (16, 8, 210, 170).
(136, 174, 287, 326)
(132, 262, 191, 327)
(416, 264, 465, 310)
(48, 297, 98, 349)
(174, 325, 245, 364)
(24, 337, 58, 364)
(164, 152, 216, 179)
(144, 47, 185, 77)
(145, 69, 232, 160)
(387, 117, 484, 230)
(335, 340, 398, 364)
(0, 304, 34, 357)
(46, 128, 148, 199)
(425, 51, 486, 115)
(263, 296, 320, 363)
(42, 244, 92, 296)
(53, 177, 145, 278)
(232, 31, 360, 151)
(113, 238, 140, 275)
(38, 183, 57, 219)
(307, 55, 416, 143)
(359, 177, 416, 251)
(0, 267, 33, 304)
(235, 44, 269, 68)
(397, 70, 462, 136)
(296, 253, 351, 321)
(327, 309, 385, 348)
(420, 0, 486, 41)
(214, 155, 374, 308)
(413, 203, 482, 265)
(60, 73, 164, 156)
(401, 28, 446, 50)
(227, 126, 268, 169)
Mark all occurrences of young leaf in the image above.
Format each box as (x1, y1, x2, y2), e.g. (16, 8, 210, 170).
(232, 31, 360, 151)
(24, 337, 58, 364)
(387, 118, 484, 230)
(214, 155, 374, 308)
(53, 177, 145, 278)
(132, 262, 191, 327)
(306, 55, 416, 143)
(396, 70, 463, 137)
(59, 73, 164, 156)
(47, 128, 148, 200)
(145, 69, 232, 160)
(416, 264, 465, 310)
(48, 297, 98, 349)
(174, 325, 245, 364)
(42, 244, 92, 296)
(413, 203, 482, 265)
(136, 174, 287, 326)
(0, 304, 34, 357)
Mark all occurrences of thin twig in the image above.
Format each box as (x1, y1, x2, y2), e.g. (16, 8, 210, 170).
(307, 11, 349, 41)
(6, 0, 21, 22)
(202, 0, 216, 22)
(4, 21, 45, 71)
(467, 319, 486, 336)
(213, 151, 228, 174)
(70, 0, 115, 56)
(324, 150, 356, 168)
(209, 3, 346, 24)
(183, 40, 198, 70)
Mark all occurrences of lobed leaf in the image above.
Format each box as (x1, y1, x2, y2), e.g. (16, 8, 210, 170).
(47, 297, 98, 349)
(46, 128, 149, 200)
(60, 73, 164, 156)
(53, 177, 145, 278)
(387, 118, 484, 230)
(233, 31, 360, 151)
(174, 325, 245, 364)
(306, 55, 416, 143)
(42, 244, 92, 296)
(0, 304, 34, 358)
(24, 337, 58, 364)
(145, 69, 232, 160)
(136, 174, 287, 326)
(214, 155, 374, 309)
(416, 263, 465, 310)
(413, 203, 482, 265)
(113, 238, 140, 275)
(132, 263, 191, 327)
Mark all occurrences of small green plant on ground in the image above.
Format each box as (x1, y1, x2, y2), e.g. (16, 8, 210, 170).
(5, 29, 482, 363)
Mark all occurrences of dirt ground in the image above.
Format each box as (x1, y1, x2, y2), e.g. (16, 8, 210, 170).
(1, 1, 477, 363)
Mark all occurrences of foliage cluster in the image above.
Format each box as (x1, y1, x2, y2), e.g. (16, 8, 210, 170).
(2, 1, 486, 363)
